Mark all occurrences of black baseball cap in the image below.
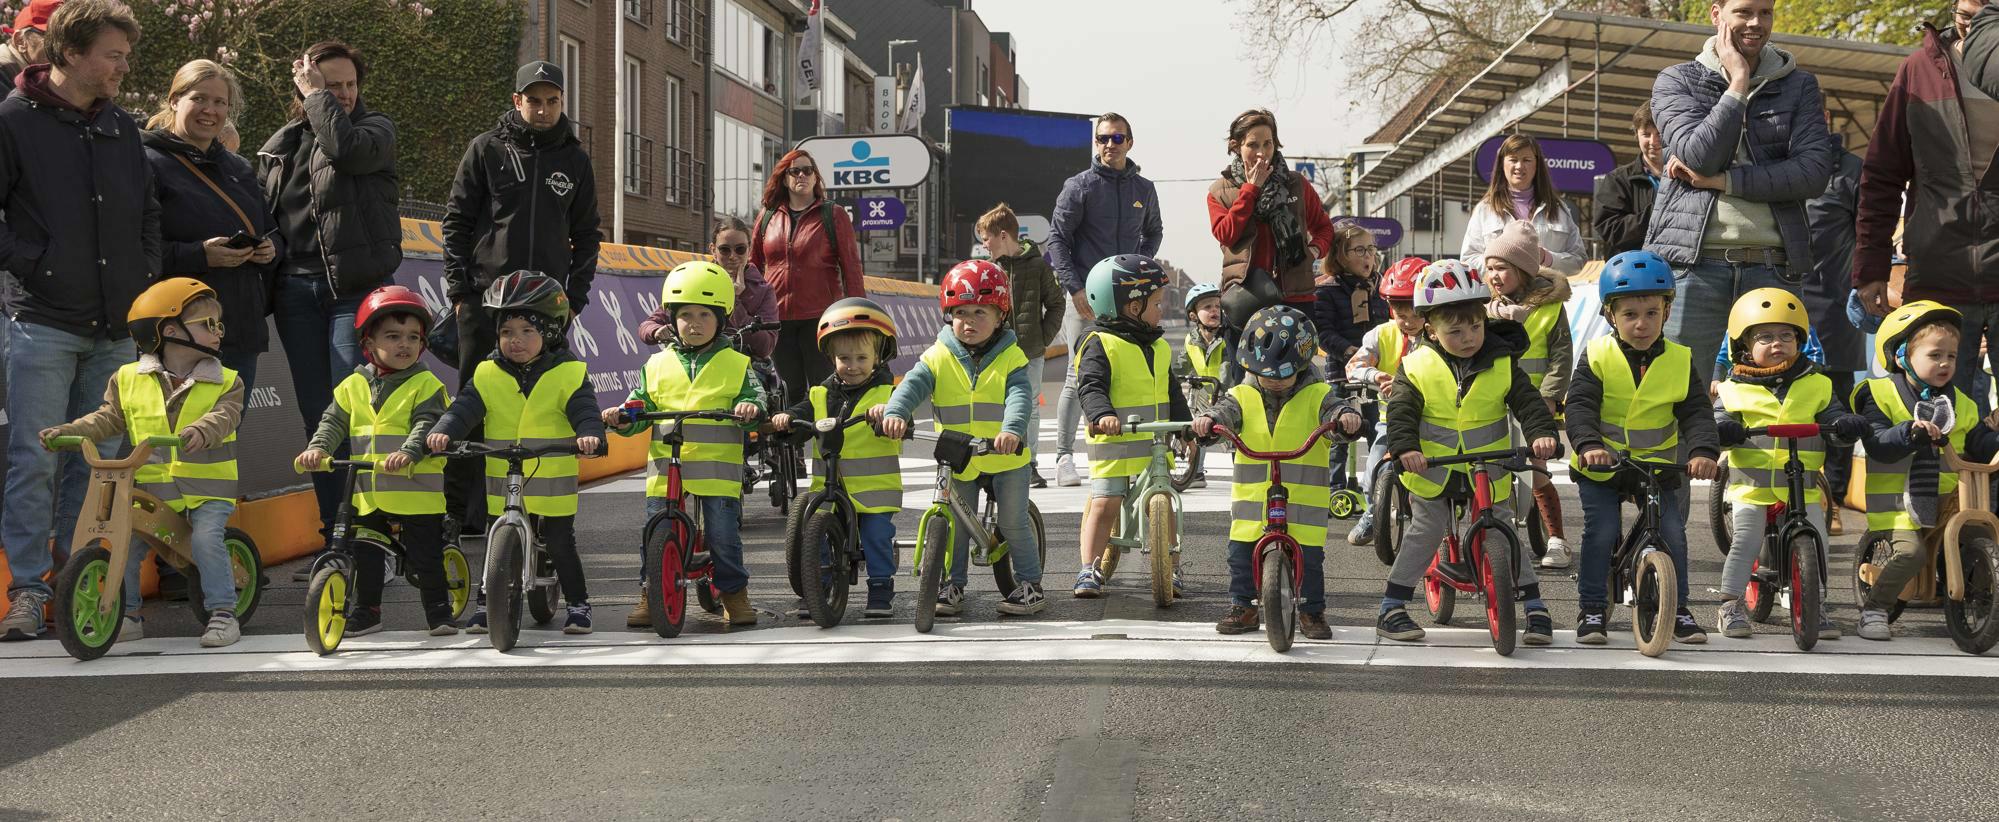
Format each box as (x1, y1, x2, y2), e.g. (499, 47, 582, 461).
(514, 61, 563, 94)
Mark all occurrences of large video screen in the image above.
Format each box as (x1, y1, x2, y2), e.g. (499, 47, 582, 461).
(946, 107, 1093, 249)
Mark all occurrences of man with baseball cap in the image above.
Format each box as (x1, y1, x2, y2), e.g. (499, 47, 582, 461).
(0, 0, 61, 88)
(437, 59, 602, 533)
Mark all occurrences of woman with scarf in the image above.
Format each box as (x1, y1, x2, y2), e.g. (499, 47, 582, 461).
(1208, 108, 1336, 383)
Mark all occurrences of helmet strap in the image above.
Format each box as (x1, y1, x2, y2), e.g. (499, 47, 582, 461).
(161, 319, 224, 360)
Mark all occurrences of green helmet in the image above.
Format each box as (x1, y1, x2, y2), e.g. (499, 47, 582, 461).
(1085, 254, 1167, 318)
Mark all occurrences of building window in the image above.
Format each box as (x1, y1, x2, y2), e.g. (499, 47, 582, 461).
(664, 0, 683, 42)
(712, 112, 769, 219)
(820, 41, 847, 116)
(623, 57, 651, 196)
(558, 36, 583, 121)
(717, 1, 774, 92)
(761, 27, 781, 95)
(665, 75, 683, 203)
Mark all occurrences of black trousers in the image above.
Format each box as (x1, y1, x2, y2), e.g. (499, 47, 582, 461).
(355, 512, 447, 610)
(772, 318, 832, 409)
(445, 304, 499, 529)
(535, 514, 589, 606)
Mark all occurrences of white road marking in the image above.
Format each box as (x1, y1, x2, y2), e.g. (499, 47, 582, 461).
(2, 620, 1991, 680)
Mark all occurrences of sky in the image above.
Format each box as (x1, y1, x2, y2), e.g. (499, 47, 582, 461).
(971, 0, 1387, 285)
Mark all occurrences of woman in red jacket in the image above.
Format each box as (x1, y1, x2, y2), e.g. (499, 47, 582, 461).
(750, 149, 865, 406)
(1207, 109, 1334, 381)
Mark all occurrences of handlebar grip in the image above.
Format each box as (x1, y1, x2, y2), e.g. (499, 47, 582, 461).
(146, 435, 183, 448)
(45, 435, 84, 448)
(1761, 423, 1822, 439)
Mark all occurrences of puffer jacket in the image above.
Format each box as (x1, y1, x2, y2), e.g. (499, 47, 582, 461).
(256, 91, 402, 297)
(1047, 157, 1163, 293)
(1645, 39, 1837, 269)
(1488, 269, 1573, 405)
(993, 238, 1064, 356)
(1855, 23, 1999, 304)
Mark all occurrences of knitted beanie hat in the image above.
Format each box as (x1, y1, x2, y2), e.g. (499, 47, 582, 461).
(1484, 220, 1544, 277)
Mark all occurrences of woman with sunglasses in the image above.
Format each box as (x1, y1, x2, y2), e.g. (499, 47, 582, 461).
(641, 217, 779, 366)
(747, 149, 865, 408)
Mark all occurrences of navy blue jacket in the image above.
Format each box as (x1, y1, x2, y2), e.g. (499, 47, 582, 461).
(1312, 273, 1387, 376)
(1047, 157, 1162, 294)
(145, 129, 283, 356)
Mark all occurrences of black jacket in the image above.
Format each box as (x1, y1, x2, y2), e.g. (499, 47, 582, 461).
(1312, 273, 1387, 375)
(1385, 320, 1557, 458)
(431, 347, 605, 442)
(257, 91, 401, 297)
(442, 112, 601, 310)
(1710, 357, 1852, 434)
(1591, 157, 1659, 257)
(1802, 145, 1865, 371)
(1074, 317, 1192, 424)
(144, 129, 283, 355)
(0, 70, 162, 338)
(1564, 335, 1719, 464)
(1854, 375, 1999, 464)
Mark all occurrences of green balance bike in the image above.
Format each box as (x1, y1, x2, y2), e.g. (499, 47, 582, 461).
(903, 429, 1047, 633)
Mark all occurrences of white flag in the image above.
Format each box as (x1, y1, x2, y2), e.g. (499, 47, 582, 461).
(798, 0, 824, 93)
(899, 52, 926, 133)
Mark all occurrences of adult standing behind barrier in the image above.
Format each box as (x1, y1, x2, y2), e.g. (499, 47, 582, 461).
(1593, 101, 1666, 257)
(144, 59, 281, 395)
(441, 60, 601, 533)
(1854, 0, 1999, 407)
(1799, 109, 1864, 530)
(1046, 112, 1161, 487)
(1209, 108, 1335, 385)
(1645, 0, 1836, 374)
(1968, 0, 1999, 96)
(1461, 133, 1586, 276)
(640, 216, 779, 390)
(260, 39, 401, 569)
(0, 0, 160, 641)
(750, 149, 863, 409)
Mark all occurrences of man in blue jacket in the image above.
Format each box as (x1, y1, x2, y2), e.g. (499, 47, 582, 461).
(1044, 112, 1162, 487)
(1645, 0, 1836, 374)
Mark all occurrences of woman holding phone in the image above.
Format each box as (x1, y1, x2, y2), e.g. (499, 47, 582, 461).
(144, 59, 282, 392)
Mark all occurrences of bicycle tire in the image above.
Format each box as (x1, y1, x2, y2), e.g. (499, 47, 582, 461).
(485, 526, 526, 652)
(800, 510, 849, 628)
(1789, 531, 1822, 652)
(1261, 543, 1296, 652)
(1369, 468, 1399, 566)
(783, 495, 809, 598)
(1710, 458, 1733, 556)
(1148, 494, 1175, 607)
(643, 509, 690, 638)
(1945, 537, 1999, 655)
(915, 519, 947, 634)
(1096, 515, 1123, 583)
(442, 545, 473, 621)
(1424, 545, 1456, 625)
(187, 528, 263, 626)
(528, 575, 561, 626)
(1170, 438, 1201, 492)
(991, 503, 1047, 596)
(53, 545, 121, 661)
(1481, 525, 1518, 656)
(1633, 550, 1676, 658)
(1746, 558, 1776, 623)
(304, 563, 350, 656)
(1850, 534, 1907, 623)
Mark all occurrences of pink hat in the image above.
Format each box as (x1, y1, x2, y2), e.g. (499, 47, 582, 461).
(1484, 220, 1546, 277)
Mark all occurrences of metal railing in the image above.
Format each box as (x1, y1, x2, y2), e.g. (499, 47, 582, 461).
(666, 145, 704, 210)
(623, 132, 655, 197)
(399, 197, 447, 222)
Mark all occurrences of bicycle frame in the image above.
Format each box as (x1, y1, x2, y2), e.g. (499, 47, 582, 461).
(907, 431, 1005, 579)
(1208, 422, 1346, 595)
(1750, 423, 1830, 593)
(1610, 459, 1678, 589)
(1940, 446, 1999, 601)
(54, 435, 193, 621)
(1108, 418, 1190, 556)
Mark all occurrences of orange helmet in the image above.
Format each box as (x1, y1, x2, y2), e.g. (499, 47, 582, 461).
(127, 277, 218, 355)
(817, 297, 899, 361)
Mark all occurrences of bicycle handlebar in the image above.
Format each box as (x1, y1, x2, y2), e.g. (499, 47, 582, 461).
(1411, 444, 1565, 469)
(1942, 445, 1999, 475)
(903, 428, 996, 456)
(619, 402, 744, 427)
(1745, 423, 1821, 440)
(1182, 376, 1222, 391)
(46, 434, 180, 451)
(1207, 422, 1347, 461)
(440, 441, 596, 460)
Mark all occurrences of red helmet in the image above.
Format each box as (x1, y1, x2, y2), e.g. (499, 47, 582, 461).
(939, 259, 1011, 316)
(1379, 256, 1427, 301)
(354, 285, 432, 337)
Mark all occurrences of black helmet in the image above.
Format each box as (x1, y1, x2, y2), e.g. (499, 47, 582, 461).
(1235, 305, 1318, 380)
(483, 270, 572, 326)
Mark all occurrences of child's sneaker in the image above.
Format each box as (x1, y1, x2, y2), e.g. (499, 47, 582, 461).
(1539, 537, 1572, 569)
(426, 610, 461, 636)
(1347, 513, 1375, 546)
(1072, 568, 1102, 598)
(864, 579, 895, 618)
(998, 582, 1046, 615)
(1376, 606, 1425, 642)
(199, 611, 240, 648)
(118, 615, 145, 643)
(935, 584, 965, 616)
(1055, 453, 1082, 487)
(791, 599, 813, 619)
(1856, 609, 1892, 641)
(1717, 599, 1752, 638)
(1522, 607, 1553, 646)
(1172, 570, 1185, 598)
(347, 606, 384, 637)
(1575, 605, 1608, 645)
(1187, 471, 1207, 490)
(464, 607, 489, 634)
(563, 603, 593, 635)
(1215, 605, 1259, 634)
(1673, 608, 1707, 644)
(1818, 613, 1842, 640)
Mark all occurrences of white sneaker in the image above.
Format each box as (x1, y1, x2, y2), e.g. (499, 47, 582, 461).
(1055, 454, 1082, 487)
(199, 612, 241, 648)
(1539, 536, 1572, 569)
(118, 616, 145, 643)
(1856, 609, 1891, 641)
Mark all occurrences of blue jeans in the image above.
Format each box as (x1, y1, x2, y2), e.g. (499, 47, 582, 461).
(1025, 356, 1045, 454)
(647, 494, 748, 594)
(125, 500, 236, 610)
(219, 349, 260, 400)
(274, 276, 362, 536)
(1664, 260, 1789, 379)
(1576, 474, 1690, 608)
(794, 508, 898, 588)
(1229, 538, 1325, 615)
(952, 464, 1041, 587)
(3, 321, 134, 597)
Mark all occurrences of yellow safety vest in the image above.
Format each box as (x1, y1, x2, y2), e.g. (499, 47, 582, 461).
(923, 340, 1033, 480)
(334, 369, 449, 515)
(1376, 323, 1411, 378)
(1079, 331, 1172, 479)
(1718, 375, 1831, 506)
(1184, 329, 1225, 380)
(641, 347, 751, 499)
(1398, 347, 1513, 502)
(808, 384, 903, 513)
(1570, 335, 1691, 483)
(1228, 382, 1334, 545)
(1860, 376, 1975, 532)
(474, 359, 586, 516)
(117, 362, 238, 512)
(1518, 302, 1564, 388)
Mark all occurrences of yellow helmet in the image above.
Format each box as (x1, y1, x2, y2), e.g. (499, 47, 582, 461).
(1875, 300, 1961, 374)
(1725, 287, 1810, 343)
(662, 260, 736, 316)
(127, 277, 218, 354)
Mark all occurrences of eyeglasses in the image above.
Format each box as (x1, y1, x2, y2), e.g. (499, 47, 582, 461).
(1750, 330, 1799, 346)
(786, 166, 817, 178)
(1351, 245, 1380, 254)
(1094, 133, 1129, 146)
(715, 243, 749, 256)
(186, 316, 225, 336)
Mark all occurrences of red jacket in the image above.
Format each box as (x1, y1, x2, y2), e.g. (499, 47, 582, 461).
(750, 200, 866, 321)
(1208, 178, 1335, 299)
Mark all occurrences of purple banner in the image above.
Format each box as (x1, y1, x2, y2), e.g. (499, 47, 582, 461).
(1331, 216, 1405, 250)
(1474, 136, 1617, 195)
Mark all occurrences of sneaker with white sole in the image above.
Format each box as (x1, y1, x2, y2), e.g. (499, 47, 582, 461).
(347, 607, 384, 637)
(1575, 605, 1608, 645)
(0, 589, 50, 641)
(1072, 568, 1102, 598)
(1376, 606, 1425, 641)
(998, 582, 1046, 615)
(1055, 453, 1082, 487)
(1539, 536, 1572, 569)
(1717, 598, 1752, 638)
(563, 603, 594, 635)
(1818, 614, 1842, 640)
(935, 584, 966, 616)
(199, 611, 240, 648)
(1673, 608, 1707, 644)
(1856, 609, 1892, 641)
(1347, 513, 1375, 546)
(1523, 607, 1553, 646)
(118, 615, 145, 643)
(464, 607, 489, 634)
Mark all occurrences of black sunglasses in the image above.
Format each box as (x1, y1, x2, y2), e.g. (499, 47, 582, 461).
(786, 166, 818, 178)
(1094, 133, 1129, 146)
(715, 243, 749, 255)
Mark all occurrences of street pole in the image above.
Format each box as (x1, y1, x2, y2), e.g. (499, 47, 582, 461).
(613, 1, 626, 245)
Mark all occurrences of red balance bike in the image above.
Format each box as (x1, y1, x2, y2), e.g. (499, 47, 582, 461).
(1399, 445, 1560, 656)
(622, 403, 748, 637)
(1206, 420, 1348, 652)
(1737, 423, 1832, 651)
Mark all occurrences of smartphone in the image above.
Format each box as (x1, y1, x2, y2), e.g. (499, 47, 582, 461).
(225, 226, 278, 249)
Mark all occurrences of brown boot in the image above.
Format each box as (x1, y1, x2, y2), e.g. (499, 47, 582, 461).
(1826, 502, 1845, 537)
(721, 589, 758, 625)
(1215, 605, 1260, 635)
(626, 589, 651, 629)
(1298, 611, 1333, 640)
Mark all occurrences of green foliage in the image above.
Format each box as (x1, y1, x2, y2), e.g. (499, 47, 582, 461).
(117, 0, 524, 202)
(1675, 0, 1938, 45)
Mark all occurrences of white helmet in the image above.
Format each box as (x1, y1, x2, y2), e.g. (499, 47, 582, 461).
(1414, 259, 1491, 311)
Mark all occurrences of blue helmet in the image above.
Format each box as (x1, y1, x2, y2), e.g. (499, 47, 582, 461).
(1183, 282, 1221, 313)
(1598, 251, 1675, 303)
(1236, 305, 1318, 380)
(1086, 254, 1168, 318)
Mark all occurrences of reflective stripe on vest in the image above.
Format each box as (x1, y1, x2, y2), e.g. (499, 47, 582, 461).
(924, 341, 1032, 480)
(117, 362, 239, 512)
(1518, 302, 1563, 385)
(1081, 332, 1172, 479)
(1397, 347, 1511, 502)
(335, 370, 448, 515)
(642, 348, 751, 499)
(1184, 331, 1225, 380)
(1861, 376, 1974, 532)
(809, 383, 904, 513)
(1569, 335, 1690, 483)
(474, 360, 586, 516)
(1227, 382, 1333, 545)
(1718, 375, 1830, 506)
